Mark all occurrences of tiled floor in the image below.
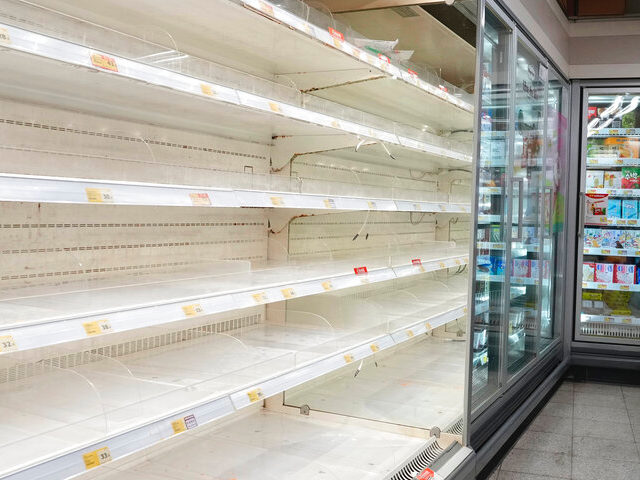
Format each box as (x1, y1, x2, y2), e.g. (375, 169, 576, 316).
(487, 380, 640, 480)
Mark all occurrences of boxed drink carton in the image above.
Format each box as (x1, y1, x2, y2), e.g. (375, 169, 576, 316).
(614, 264, 636, 284)
(622, 199, 638, 219)
(583, 262, 596, 282)
(586, 170, 604, 188)
(608, 198, 622, 218)
(585, 194, 608, 224)
(512, 259, 530, 278)
(601, 229, 621, 248)
(621, 167, 640, 188)
(605, 171, 622, 188)
(595, 263, 614, 283)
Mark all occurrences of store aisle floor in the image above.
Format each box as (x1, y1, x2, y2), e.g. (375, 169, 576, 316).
(487, 380, 640, 480)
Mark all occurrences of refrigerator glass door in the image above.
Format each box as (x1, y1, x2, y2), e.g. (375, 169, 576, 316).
(579, 90, 640, 345)
(471, 4, 512, 412)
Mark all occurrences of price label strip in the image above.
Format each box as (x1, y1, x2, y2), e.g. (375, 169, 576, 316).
(247, 388, 264, 403)
(252, 292, 268, 304)
(90, 53, 118, 72)
(83, 447, 112, 470)
(171, 414, 198, 434)
(83, 319, 112, 336)
(0, 335, 17, 353)
(281, 288, 296, 299)
(182, 304, 204, 317)
(189, 193, 211, 205)
(321, 280, 333, 291)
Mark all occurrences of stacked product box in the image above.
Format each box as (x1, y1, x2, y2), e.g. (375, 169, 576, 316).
(622, 167, 640, 189)
(584, 228, 640, 249)
(583, 262, 637, 284)
(511, 259, 549, 280)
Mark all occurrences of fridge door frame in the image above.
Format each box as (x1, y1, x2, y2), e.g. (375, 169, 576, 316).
(572, 81, 640, 352)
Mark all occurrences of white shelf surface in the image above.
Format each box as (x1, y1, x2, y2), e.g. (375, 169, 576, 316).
(87, 409, 429, 480)
(0, 21, 471, 166)
(582, 281, 640, 292)
(0, 242, 469, 354)
(0, 279, 467, 480)
(581, 313, 640, 326)
(0, 173, 471, 214)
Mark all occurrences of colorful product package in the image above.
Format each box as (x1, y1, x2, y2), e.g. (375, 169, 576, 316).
(586, 170, 604, 188)
(583, 228, 602, 247)
(604, 137, 640, 159)
(490, 225, 501, 243)
(604, 171, 623, 188)
(621, 167, 640, 189)
(622, 199, 638, 219)
(490, 256, 505, 276)
(608, 198, 622, 218)
(614, 264, 636, 284)
(617, 230, 635, 248)
(601, 229, 620, 248)
(583, 262, 596, 282)
(585, 193, 608, 224)
(512, 259, 530, 278)
(522, 226, 537, 245)
(530, 260, 539, 279)
(595, 263, 614, 283)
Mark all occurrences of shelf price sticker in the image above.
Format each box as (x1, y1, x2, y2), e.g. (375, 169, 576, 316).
(189, 193, 211, 206)
(83, 319, 112, 337)
(328, 27, 344, 41)
(367, 201, 377, 210)
(85, 188, 114, 203)
(406, 330, 414, 338)
(268, 102, 281, 113)
(171, 414, 198, 434)
(0, 335, 17, 353)
(281, 288, 296, 299)
(438, 261, 446, 269)
(597, 284, 607, 289)
(620, 285, 630, 291)
(629, 220, 638, 225)
(354, 266, 368, 275)
(412, 258, 425, 272)
(321, 280, 333, 291)
(343, 354, 354, 363)
(247, 388, 264, 403)
(270, 196, 284, 206)
(425, 322, 432, 330)
(200, 84, 215, 96)
(90, 53, 118, 72)
(182, 304, 204, 317)
(370, 343, 380, 353)
(83, 446, 112, 470)
(455, 259, 462, 265)
(324, 198, 336, 209)
(252, 292, 268, 304)
(0, 28, 10, 44)
(623, 318, 632, 324)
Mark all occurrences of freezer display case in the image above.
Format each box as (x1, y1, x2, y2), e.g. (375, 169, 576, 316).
(578, 89, 640, 346)
(469, 0, 568, 420)
(0, 0, 477, 479)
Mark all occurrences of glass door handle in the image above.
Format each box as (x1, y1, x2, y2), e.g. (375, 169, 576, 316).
(513, 177, 524, 242)
(578, 191, 585, 238)
(543, 186, 553, 239)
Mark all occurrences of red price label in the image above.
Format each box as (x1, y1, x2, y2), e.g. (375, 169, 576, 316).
(378, 53, 390, 63)
(328, 27, 344, 41)
(417, 468, 435, 480)
(354, 266, 368, 275)
(438, 84, 448, 93)
(411, 259, 422, 266)
(407, 68, 418, 76)
(90, 53, 118, 72)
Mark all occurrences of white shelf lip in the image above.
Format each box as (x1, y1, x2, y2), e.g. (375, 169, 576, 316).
(587, 157, 640, 167)
(477, 241, 540, 252)
(582, 281, 639, 292)
(581, 313, 640, 326)
(583, 246, 640, 257)
(0, 22, 471, 165)
(588, 127, 640, 138)
(476, 274, 546, 286)
(478, 186, 503, 195)
(241, 0, 474, 114)
(604, 218, 640, 226)
(586, 187, 640, 197)
(0, 253, 469, 354)
(2, 301, 467, 480)
(0, 173, 471, 213)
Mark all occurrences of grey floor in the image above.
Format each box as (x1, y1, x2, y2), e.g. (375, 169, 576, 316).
(487, 380, 640, 480)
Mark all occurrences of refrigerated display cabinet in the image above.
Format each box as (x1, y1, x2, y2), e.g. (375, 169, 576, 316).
(0, 0, 478, 479)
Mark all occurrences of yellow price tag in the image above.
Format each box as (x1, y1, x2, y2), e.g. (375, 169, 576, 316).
(0, 335, 17, 353)
(333, 38, 342, 49)
(85, 188, 113, 203)
(439, 262, 446, 269)
(90, 53, 118, 72)
(425, 322, 432, 330)
(83, 319, 112, 336)
(268, 102, 281, 113)
(200, 84, 214, 96)
(330, 120, 341, 129)
(182, 304, 204, 317)
(406, 330, 414, 337)
(623, 318, 632, 324)
(171, 418, 187, 434)
(252, 292, 268, 303)
(630, 220, 638, 225)
(344, 354, 354, 363)
(324, 198, 336, 209)
(189, 193, 211, 205)
(321, 281, 333, 291)
(0, 28, 10, 44)
(597, 284, 607, 289)
(270, 196, 284, 206)
(370, 343, 379, 353)
(455, 259, 461, 265)
(83, 447, 112, 470)
(281, 288, 295, 299)
(247, 388, 264, 403)
(367, 201, 377, 209)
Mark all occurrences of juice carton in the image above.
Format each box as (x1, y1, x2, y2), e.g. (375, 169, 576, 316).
(583, 262, 596, 282)
(614, 264, 636, 284)
(585, 194, 608, 224)
(512, 259, 530, 278)
(604, 171, 622, 188)
(622, 199, 638, 219)
(621, 167, 640, 188)
(595, 263, 614, 283)
(608, 198, 622, 218)
(586, 170, 604, 188)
